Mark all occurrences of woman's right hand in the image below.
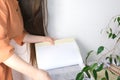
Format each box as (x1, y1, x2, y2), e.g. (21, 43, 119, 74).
(33, 69, 52, 80)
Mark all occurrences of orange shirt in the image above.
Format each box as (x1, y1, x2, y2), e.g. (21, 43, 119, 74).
(0, 0, 26, 79)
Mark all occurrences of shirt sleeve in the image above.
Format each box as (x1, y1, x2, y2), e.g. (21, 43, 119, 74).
(13, 31, 27, 45)
(0, 0, 14, 63)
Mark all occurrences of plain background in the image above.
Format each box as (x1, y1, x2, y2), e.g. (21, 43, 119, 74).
(47, 0, 120, 60)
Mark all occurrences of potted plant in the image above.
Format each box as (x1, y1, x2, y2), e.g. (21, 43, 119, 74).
(76, 16, 120, 80)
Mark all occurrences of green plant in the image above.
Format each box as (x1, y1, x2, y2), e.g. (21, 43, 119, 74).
(76, 16, 120, 80)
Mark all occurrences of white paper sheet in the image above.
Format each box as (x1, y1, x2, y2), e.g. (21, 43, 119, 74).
(35, 38, 85, 70)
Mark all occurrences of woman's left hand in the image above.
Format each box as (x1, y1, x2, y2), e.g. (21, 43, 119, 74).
(42, 36, 54, 45)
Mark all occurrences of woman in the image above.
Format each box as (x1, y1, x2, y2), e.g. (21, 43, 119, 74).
(18, 0, 48, 67)
(12, 0, 51, 80)
(0, 0, 54, 80)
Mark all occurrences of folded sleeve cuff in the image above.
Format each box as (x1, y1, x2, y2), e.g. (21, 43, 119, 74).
(13, 31, 27, 45)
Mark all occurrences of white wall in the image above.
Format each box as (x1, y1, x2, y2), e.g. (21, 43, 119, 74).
(47, 0, 120, 60)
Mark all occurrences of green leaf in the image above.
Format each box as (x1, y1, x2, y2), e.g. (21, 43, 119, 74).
(116, 55, 120, 60)
(105, 70, 109, 80)
(108, 33, 112, 38)
(86, 50, 94, 62)
(117, 76, 120, 80)
(106, 57, 110, 60)
(114, 58, 117, 65)
(106, 31, 109, 34)
(112, 34, 117, 39)
(109, 28, 112, 33)
(93, 70, 97, 80)
(76, 72, 84, 80)
(97, 46, 104, 54)
(85, 71, 91, 78)
(116, 55, 120, 62)
(116, 55, 120, 66)
(114, 18, 117, 22)
(118, 23, 120, 26)
(116, 17, 120, 26)
(117, 17, 120, 23)
(101, 77, 107, 80)
(95, 63, 104, 72)
(82, 66, 90, 72)
(90, 63, 98, 71)
(109, 55, 112, 64)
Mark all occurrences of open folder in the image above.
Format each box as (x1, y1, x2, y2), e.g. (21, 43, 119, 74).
(35, 38, 85, 80)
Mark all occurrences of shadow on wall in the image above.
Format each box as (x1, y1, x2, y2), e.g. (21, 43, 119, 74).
(76, 39, 88, 62)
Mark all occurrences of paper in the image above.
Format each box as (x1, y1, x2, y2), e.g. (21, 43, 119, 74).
(35, 38, 85, 70)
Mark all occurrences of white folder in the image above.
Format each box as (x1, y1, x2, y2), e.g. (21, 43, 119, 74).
(35, 38, 85, 70)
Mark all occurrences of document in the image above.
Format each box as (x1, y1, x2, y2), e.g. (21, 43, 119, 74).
(35, 38, 85, 80)
(35, 38, 85, 70)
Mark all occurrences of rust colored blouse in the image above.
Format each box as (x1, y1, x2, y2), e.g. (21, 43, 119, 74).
(0, 0, 26, 79)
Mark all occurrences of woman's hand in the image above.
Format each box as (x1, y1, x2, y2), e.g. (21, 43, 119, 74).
(33, 69, 52, 80)
(42, 36, 54, 45)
